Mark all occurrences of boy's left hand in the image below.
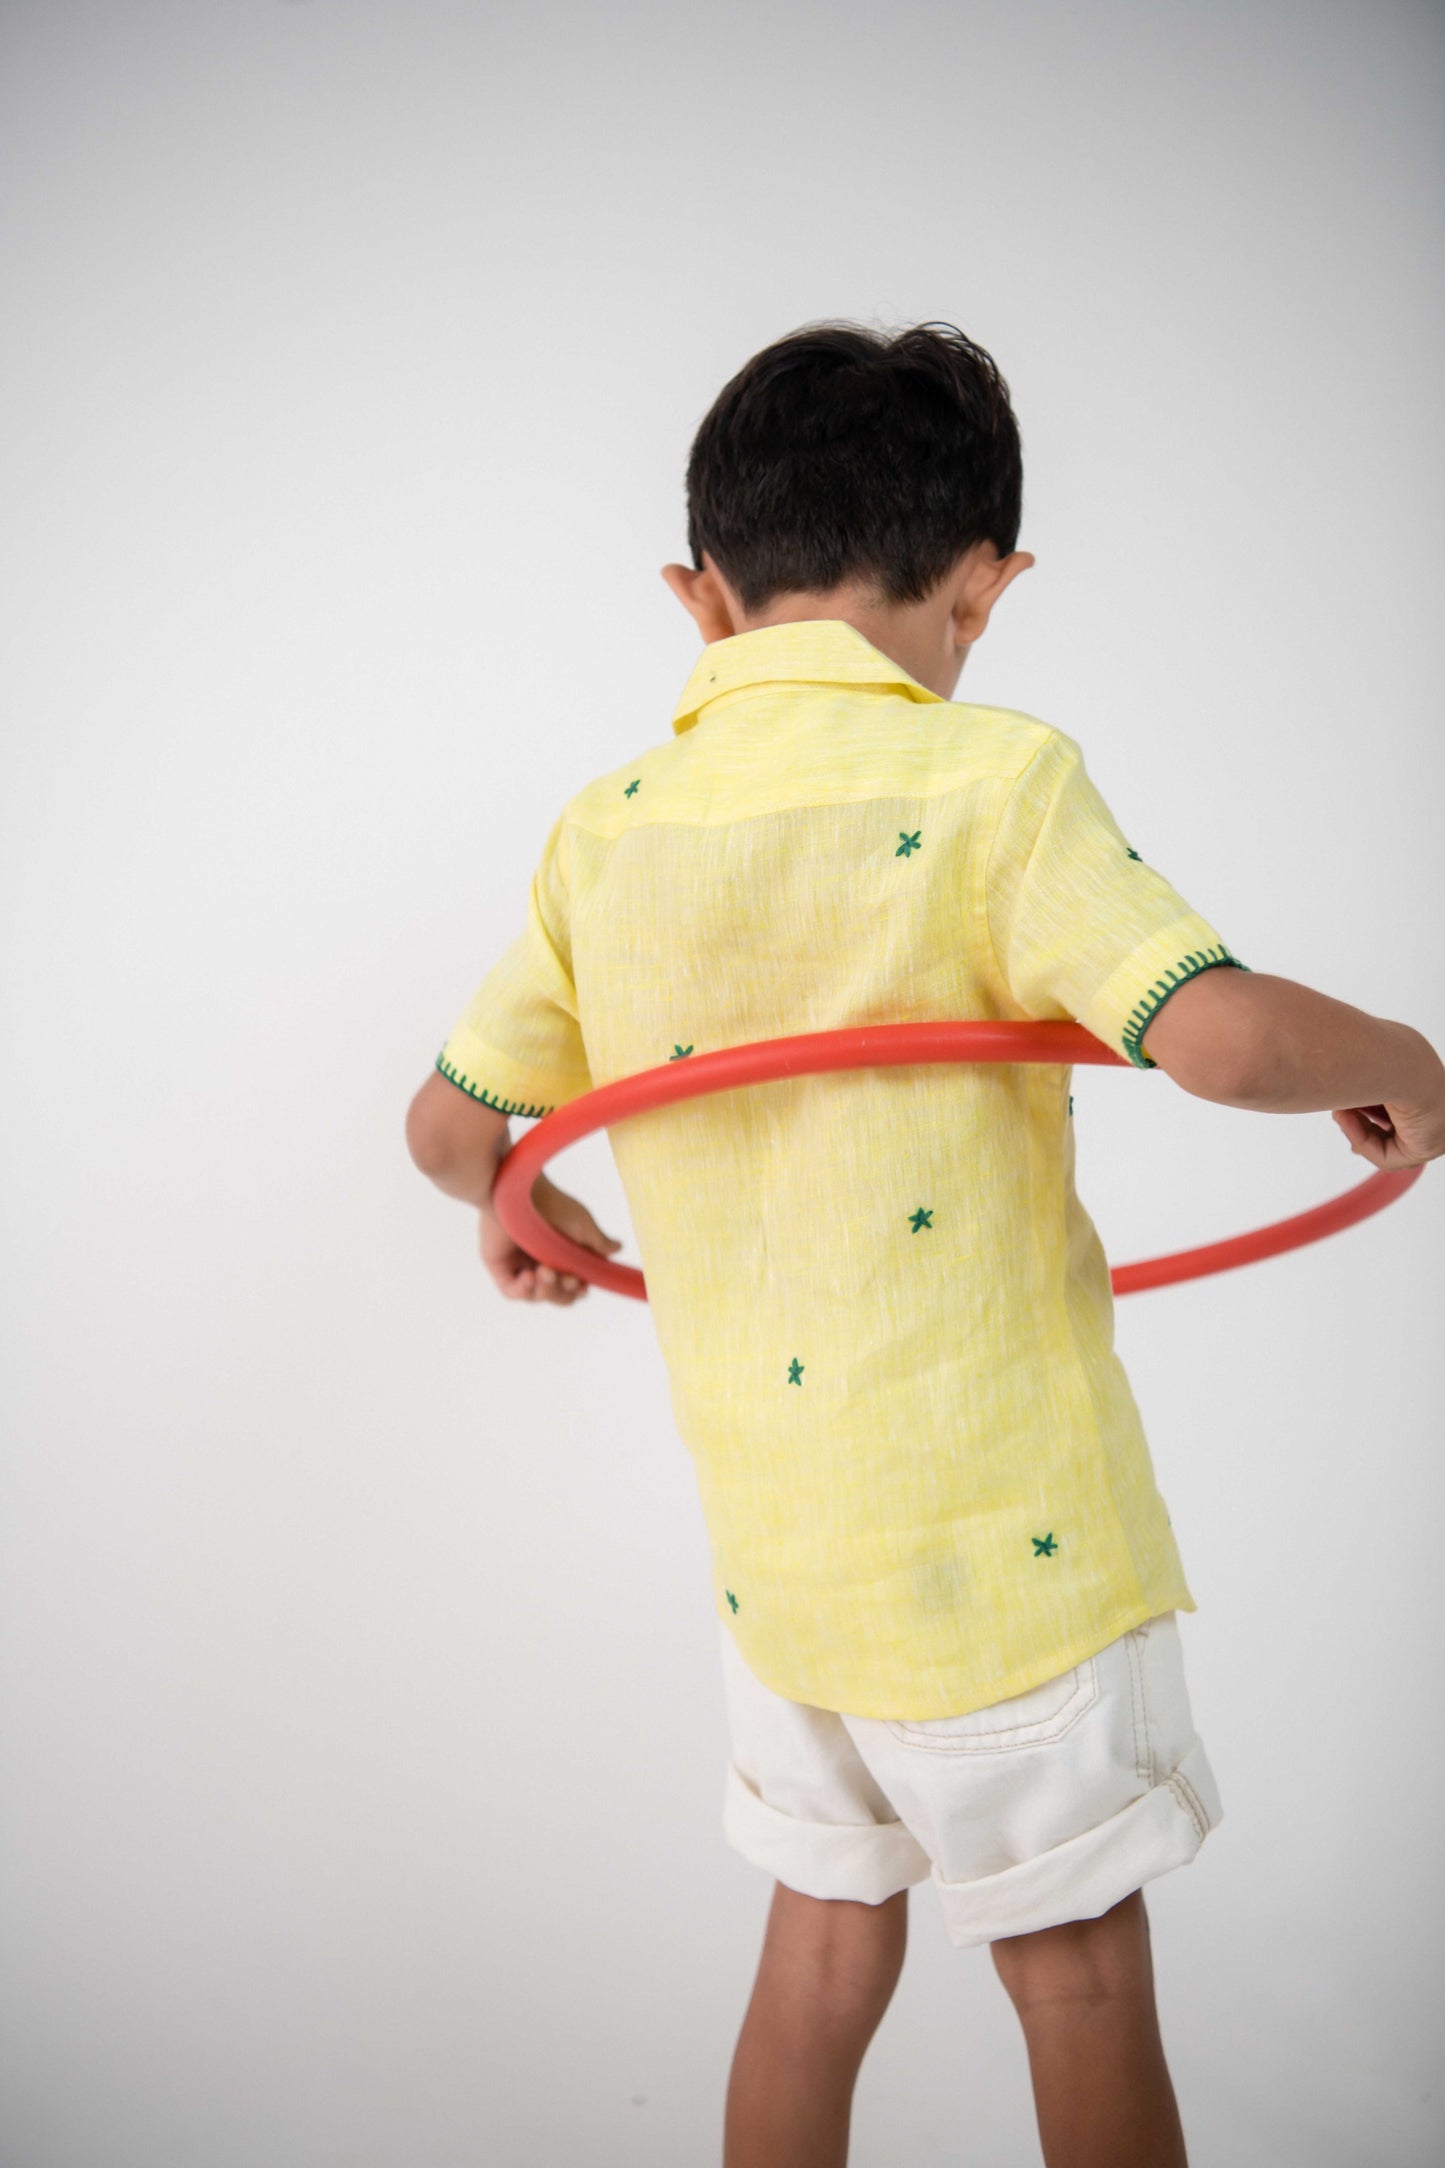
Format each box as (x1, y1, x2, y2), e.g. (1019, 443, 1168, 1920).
(479, 1174, 623, 1304)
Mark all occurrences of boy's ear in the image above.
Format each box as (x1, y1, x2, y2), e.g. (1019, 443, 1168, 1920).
(955, 548, 1035, 643)
(660, 557, 739, 643)
(659, 562, 705, 622)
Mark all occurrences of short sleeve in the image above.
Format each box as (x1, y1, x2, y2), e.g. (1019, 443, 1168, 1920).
(434, 816, 593, 1116)
(986, 732, 1247, 1069)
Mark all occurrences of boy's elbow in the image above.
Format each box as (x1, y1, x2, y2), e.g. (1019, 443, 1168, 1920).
(1139, 968, 1274, 1106)
(406, 1087, 449, 1174)
(405, 1072, 468, 1173)
(406, 1068, 510, 1174)
(1154, 1039, 1272, 1108)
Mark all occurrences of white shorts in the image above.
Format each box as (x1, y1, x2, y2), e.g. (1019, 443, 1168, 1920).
(718, 1611, 1223, 1947)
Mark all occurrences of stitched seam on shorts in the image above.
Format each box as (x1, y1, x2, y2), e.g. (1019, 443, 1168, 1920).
(1139, 1627, 1157, 1787)
(1167, 1768, 1208, 1844)
(1125, 1629, 1150, 1787)
(882, 1665, 1097, 1752)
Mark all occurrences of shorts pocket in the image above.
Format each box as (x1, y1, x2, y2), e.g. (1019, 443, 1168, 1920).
(882, 1656, 1100, 1753)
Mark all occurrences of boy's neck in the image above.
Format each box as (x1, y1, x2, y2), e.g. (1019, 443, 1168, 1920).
(730, 594, 968, 702)
(661, 543, 1035, 702)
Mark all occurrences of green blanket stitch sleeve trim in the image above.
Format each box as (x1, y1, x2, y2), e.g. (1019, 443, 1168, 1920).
(1120, 947, 1250, 1071)
(434, 1051, 555, 1120)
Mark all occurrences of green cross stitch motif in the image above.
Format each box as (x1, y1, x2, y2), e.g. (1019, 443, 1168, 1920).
(669, 1043, 693, 1060)
(725, 1589, 739, 1613)
(1032, 1533, 1059, 1557)
(624, 778, 641, 797)
(896, 829, 922, 857)
(909, 1207, 933, 1232)
(1125, 846, 1142, 861)
(787, 1358, 804, 1386)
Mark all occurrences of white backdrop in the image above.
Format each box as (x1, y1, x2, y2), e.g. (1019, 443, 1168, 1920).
(3, 3, 1442, 2163)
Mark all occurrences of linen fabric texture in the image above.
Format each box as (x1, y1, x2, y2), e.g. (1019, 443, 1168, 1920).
(438, 620, 1245, 1719)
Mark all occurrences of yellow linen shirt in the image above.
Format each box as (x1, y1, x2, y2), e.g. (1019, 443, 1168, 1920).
(437, 620, 1245, 1718)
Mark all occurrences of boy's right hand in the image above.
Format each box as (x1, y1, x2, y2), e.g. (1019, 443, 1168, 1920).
(1142, 969, 1445, 1166)
(1332, 1098, 1445, 1171)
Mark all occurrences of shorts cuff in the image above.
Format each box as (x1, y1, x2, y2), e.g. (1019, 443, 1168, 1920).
(930, 1736, 1225, 1948)
(722, 1762, 933, 1905)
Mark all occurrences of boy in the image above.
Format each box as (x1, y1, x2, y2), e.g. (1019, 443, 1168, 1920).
(406, 322, 1444, 2168)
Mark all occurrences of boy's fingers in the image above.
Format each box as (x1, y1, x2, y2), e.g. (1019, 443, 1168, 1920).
(566, 1220, 621, 1254)
(1334, 1109, 1386, 1165)
(546, 1198, 622, 1254)
(501, 1261, 589, 1304)
(486, 1219, 596, 1301)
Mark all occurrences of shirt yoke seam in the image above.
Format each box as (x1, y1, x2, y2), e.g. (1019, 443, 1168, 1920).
(560, 737, 1060, 842)
(560, 708, 1057, 835)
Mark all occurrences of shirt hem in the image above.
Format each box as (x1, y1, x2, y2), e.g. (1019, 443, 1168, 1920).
(717, 1591, 1198, 1721)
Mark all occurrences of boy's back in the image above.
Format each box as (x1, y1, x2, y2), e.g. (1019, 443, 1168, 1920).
(411, 317, 1444, 2164)
(436, 615, 1243, 1719)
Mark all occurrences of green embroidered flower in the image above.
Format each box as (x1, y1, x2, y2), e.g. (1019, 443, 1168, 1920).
(1032, 1533, 1059, 1557)
(624, 778, 641, 797)
(669, 1043, 694, 1060)
(1125, 846, 1142, 861)
(787, 1358, 804, 1386)
(896, 829, 922, 857)
(725, 1589, 739, 1613)
(909, 1207, 933, 1232)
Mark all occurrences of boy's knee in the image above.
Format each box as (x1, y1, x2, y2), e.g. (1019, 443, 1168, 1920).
(990, 1888, 1154, 2008)
(766, 1881, 908, 1983)
(770, 1880, 909, 1946)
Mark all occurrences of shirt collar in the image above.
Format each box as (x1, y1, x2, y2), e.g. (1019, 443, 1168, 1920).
(669, 618, 947, 736)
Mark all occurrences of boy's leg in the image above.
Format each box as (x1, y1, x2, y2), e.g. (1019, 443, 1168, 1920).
(723, 1879, 908, 2168)
(989, 1887, 1189, 2168)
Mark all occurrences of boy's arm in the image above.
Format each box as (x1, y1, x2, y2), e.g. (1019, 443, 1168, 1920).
(1139, 969, 1445, 1168)
(405, 1071, 621, 1304)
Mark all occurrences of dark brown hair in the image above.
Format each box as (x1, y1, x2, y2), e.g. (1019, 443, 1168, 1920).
(683, 319, 1024, 614)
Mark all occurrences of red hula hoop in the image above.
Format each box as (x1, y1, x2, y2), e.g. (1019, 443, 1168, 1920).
(489, 1021, 1423, 1301)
